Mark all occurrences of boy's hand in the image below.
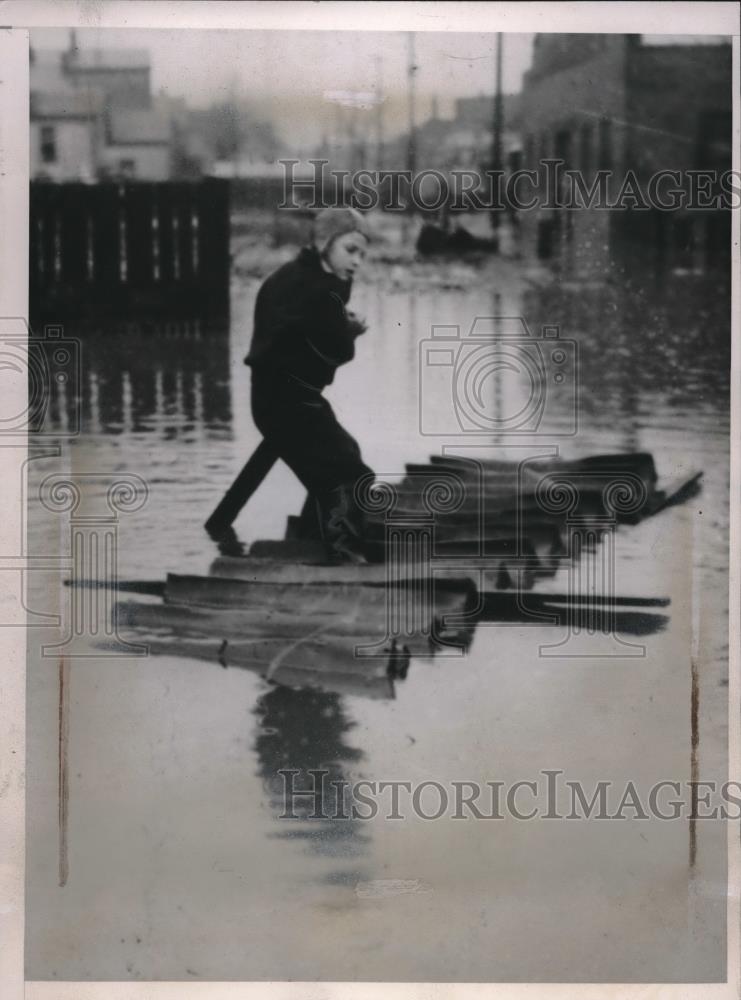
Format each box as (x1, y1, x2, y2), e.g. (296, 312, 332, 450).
(345, 310, 368, 338)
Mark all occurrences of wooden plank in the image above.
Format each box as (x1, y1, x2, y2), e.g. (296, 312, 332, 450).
(402, 455, 661, 518)
(29, 182, 46, 293)
(646, 471, 703, 517)
(91, 183, 123, 298)
(118, 598, 380, 639)
(249, 539, 327, 563)
(142, 636, 395, 700)
(59, 184, 88, 288)
(427, 451, 657, 481)
(268, 665, 395, 700)
(155, 182, 174, 285)
(213, 544, 563, 591)
(117, 599, 473, 655)
(124, 183, 155, 293)
(40, 184, 60, 287)
(165, 572, 472, 615)
(210, 555, 477, 588)
(196, 178, 230, 316)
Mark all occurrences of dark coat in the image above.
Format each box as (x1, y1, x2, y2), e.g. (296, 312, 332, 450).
(244, 246, 364, 389)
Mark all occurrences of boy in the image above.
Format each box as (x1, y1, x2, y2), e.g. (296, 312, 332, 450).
(245, 207, 374, 564)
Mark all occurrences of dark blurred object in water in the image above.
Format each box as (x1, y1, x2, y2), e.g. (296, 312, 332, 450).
(416, 223, 498, 257)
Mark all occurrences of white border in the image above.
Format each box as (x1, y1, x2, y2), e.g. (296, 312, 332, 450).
(1, 3, 738, 1000)
(0, 26, 28, 1000)
(1, 0, 739, 34)
(726, 28, 741, 1000)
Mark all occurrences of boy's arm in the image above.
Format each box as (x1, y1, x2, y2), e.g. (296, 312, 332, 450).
(244, 280, 312, 364)
(304, 289, 363, 365)
(345, 310, 368, 339)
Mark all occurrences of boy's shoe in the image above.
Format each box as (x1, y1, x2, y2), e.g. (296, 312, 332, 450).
(206, 525, 247, 557)
(319, 484, 369, 565)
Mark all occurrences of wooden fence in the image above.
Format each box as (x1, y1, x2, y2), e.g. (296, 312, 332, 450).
(30, 179, 230, 322)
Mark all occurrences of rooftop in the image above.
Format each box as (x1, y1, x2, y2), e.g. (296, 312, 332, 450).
(31, 88, 105, 119)
(30, 49, 74, 94)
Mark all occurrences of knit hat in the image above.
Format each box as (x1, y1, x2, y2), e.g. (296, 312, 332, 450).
(312, 207, 370, 255)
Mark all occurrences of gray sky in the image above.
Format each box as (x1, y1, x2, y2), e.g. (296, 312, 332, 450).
(30, 28, 535, 147)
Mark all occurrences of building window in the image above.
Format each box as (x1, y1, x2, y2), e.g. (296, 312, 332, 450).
(580, 124, 593, 175)
(598, 118, 612, 170)
(40, 125, 57, 164)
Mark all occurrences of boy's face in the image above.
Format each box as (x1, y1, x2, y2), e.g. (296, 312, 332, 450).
(324, 232, 368, 281)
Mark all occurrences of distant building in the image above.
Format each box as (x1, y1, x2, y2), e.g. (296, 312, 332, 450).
(60, 35, 151, 110)
(518, 34, 732, 276)
(381, 92, 522, 176)
(30, 33, 172, 181)
(99, 108, 172, 180)
(29, 64, 104, 182)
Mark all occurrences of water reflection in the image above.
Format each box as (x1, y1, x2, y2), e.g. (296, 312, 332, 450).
(521, 275, 730, 413)
(26, 248, 731, 981)
(253, 684, 370, 879)
(38, 270, 730, 453)
(43, 319, 233, 436)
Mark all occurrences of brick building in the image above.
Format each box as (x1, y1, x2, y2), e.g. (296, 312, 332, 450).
(518, 34, 732, 277)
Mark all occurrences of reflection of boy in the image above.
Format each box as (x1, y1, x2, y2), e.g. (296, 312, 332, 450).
(245, 208, 374, 564)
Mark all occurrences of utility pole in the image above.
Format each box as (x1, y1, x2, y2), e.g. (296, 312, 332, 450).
(347, 101, 358, 172)
(375, 54, 384, 171)
(491, 32, 504, 234)
(228, 74, 241, 177)
(407, 32, 417, 181)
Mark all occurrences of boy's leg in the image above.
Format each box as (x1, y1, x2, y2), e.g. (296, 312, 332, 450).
(252, 373, 374, 559)
(296, 492, 323, 540)
(252, 372, 373, 496)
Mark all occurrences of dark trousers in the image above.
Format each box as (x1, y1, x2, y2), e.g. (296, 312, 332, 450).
(250, 369, 374, 540)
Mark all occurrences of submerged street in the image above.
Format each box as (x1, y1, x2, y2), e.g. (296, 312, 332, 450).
(24, 243, 730, 981)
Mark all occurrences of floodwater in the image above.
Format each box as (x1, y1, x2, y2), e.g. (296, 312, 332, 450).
(25, 244, 730, 982)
